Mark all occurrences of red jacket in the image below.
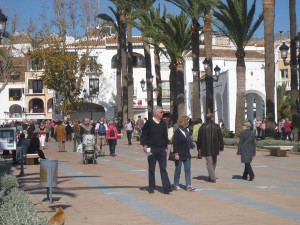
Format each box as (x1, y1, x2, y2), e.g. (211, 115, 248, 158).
(106, 125, 118, 139)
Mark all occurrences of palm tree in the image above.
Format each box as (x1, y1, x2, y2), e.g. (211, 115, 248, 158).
(277, 83, 291, 119)
(263, 0, 276, 137)
(166, 0, 215, 120)
(97, 7, 123, 119)
(289, 0, 299, 141)
(155, 12, 191, 121)
(130, 1, 156, 118)
(213, 0, 263, 133)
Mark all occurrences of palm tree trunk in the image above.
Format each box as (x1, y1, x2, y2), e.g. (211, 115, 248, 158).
(154, 48, 162, 106)
(127, 17, 134, 120)
(235, 50, 246, 133)
(144, 42, 153, 119)
(203, 14, 213, 114)
(289, 0, 299, 141)
(191, 18, 201, 120)
(177, 59, 185, 117)
(169, 64, 178, 123)
(120, 11, 128, 122)
(116, 43, 122, 118)
(263, 0, 276, 138)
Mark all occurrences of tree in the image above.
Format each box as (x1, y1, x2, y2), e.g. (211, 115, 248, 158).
(289, 0, 299, 141)
(131, 1, 158, 118)
(155, 12, 191, 121)
(29, 0, 102, 114)
(263, 0, 276, 137)
(213, 0, 263, 133)
(277, 83, 291, 119)
(166, 0, 216, 120)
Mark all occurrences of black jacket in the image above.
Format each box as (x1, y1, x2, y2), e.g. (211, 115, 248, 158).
(173, 127, 191, 160)
(197, 121, 224, 157)
(140, 118, 168, 150)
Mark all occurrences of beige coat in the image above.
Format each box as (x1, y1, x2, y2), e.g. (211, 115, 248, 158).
(55, 124, 66, 142)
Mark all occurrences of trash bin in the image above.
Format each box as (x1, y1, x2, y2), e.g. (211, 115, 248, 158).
(40, 159, 58, 188)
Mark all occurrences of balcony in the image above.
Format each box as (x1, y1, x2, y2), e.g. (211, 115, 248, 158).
(25, 88, 45, 95)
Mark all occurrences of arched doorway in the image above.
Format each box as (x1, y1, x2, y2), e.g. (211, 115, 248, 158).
(28, 98, 44, 113)
(9, 104, 22, 119)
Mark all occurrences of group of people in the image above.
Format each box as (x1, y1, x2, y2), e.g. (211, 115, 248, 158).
(141, 106, 256, 194)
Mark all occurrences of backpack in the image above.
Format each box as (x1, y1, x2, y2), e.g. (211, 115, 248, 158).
(109, 128, 115, 137)
(98, 123, 106, 134)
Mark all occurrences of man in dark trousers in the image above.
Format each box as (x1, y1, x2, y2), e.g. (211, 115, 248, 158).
(197, 113, 224, 183)
(141, 106, 172, 194)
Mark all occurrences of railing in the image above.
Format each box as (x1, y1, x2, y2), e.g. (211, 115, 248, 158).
(24, 88, 45, 94)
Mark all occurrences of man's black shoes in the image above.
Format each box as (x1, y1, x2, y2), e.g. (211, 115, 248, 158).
(163, 187, 173, 194)
(148, 190, 154, 194)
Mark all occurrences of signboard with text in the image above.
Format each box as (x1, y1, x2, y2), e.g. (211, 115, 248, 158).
(0, 127, 17, 150)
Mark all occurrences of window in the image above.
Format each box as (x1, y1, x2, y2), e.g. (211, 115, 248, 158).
(111, 53, 145, 68)
(9, 89, 22, 101)
(88, 56, 98, 72)
(280, 69, 288, 79)
(89, 78, 99, 95)
(32, 80, 43, 93)
(29, 58, 43, 71)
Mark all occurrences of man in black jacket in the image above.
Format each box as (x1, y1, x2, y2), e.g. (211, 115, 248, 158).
(197, 113, 224, 183)
(141, 106, 172, 194)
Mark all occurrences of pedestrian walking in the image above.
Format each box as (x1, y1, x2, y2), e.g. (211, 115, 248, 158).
(140, 106, 173, 194)
(106, 121, 118, 156)
(173, 115, 196, 191)
(237, 121, 256, 181)
(38, 122, 46, 149)
(136, 115, 144, 143)
(192, 118, 202, 159)
(72, 120, 81, 152)
(55, 120, 67, 152)
(65, 122, 73, 142)
(125, 118, 134, 145)
(95, 118, 107, 156)
(197, 113, 224, 183)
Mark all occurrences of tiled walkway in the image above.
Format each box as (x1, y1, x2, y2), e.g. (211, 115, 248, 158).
(14, 137, 300, 225)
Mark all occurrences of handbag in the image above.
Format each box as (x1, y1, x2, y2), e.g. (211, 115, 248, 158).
(168, 152, 176, 161)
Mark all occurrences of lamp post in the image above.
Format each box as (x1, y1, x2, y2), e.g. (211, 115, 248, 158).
(0, 9, 7, 44)
(279, 32, 300, 141)
(201, 57, 221, 114)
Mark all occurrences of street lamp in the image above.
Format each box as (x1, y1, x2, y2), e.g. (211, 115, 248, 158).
(200, 64, 221, 83)
(279, 32, 300, 141)
(140, 75, 154, 92)
(0, 9, 7, 44)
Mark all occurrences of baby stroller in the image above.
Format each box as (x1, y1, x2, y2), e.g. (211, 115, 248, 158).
(81, 134, 97, 164)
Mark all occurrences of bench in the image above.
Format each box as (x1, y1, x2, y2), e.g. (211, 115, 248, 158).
(25, 154, 39, 165)
(263, 146, 294, 157)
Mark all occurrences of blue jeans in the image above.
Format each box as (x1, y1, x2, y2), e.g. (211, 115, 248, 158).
(174, 158, 191, 187)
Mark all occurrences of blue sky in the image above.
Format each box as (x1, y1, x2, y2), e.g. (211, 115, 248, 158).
(1, 0, 299, 38)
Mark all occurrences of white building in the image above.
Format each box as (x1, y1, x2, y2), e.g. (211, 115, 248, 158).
(0, 30, 271, 132)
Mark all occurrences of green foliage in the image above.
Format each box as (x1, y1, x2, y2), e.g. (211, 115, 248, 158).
(0, 173, 19, 192)
(276, 83, 291, 119)
(0, 158, 12, 176)
(0, 188, 48, 225)
(223, 138, 299, 152)
(222, 129, 234, 138)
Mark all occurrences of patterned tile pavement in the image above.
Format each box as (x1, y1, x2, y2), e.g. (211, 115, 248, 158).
(11, 136, 300, 225)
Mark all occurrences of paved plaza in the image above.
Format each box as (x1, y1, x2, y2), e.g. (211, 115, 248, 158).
(12, 137, 300, 225)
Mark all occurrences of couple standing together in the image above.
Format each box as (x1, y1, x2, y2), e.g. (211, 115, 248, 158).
(141, 106, 224, 194)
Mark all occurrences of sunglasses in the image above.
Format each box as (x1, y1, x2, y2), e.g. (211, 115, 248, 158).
(158, 111, 164, 114)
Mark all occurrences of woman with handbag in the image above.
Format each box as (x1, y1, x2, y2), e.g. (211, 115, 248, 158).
(237, 121, 256, 181)
(173, 115, 196, 191)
